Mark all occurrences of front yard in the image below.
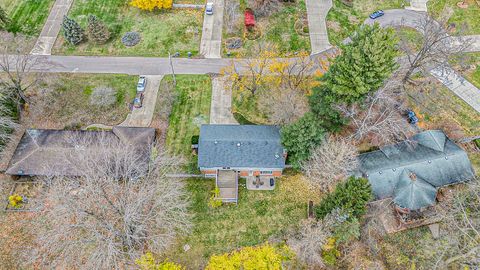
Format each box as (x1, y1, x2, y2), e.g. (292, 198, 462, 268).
(164, 174, 318, 269)
(326, 0, 406, 45)
(25, 73, 137, 129)
(53, 0, 203, 57)
(428, 0, 480, 35)
(0, 0, 54, 35)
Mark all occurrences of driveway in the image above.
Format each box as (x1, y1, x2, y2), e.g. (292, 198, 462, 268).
(210, 77, 238, 124)
(120, 75, 164, 127)
(200, 0, 224, 59)
(31, 0, 74, 55)
(305, 0, 333, 54)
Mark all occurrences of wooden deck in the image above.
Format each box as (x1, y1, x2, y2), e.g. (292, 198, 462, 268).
(216, 170, 238, 203)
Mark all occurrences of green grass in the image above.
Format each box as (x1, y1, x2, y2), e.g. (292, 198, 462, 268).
(428, 0, 480, 35)
(164, 174, 314, 268)
(53, 0, 203, 57)
(0, 0, 54, 35)
(223, 1, 310, 57)
(165, 75, 211, 156)
(460, 53, 480, 89)
(28, 73, 137, 128)
(232, 92, 269, 124)
(326, 0, 406, 45)
(395, 26, 423, 52)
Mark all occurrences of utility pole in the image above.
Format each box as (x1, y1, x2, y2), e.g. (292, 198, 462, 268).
(168, 52, 176, 87)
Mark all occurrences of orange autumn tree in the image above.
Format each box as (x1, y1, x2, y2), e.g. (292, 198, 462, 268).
(130, 0, 173, 11)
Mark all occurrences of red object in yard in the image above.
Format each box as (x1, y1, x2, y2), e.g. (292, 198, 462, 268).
(244, 9, 255, 28)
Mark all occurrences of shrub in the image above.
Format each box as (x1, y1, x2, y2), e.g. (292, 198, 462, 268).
(8, 194, 23, 207)
(314, 176, 372, 220)
(86, 15, 110, 44)
(205, 243, 293, 270)
(90, 86, 116, 107)
(321, 237, 340, 266)
(130, 0, 173, 11)
(122, 32, 141, 47)
(136, 252, 184, 270)
(61, 16, 84, 45)
(208, 187, 222, 208)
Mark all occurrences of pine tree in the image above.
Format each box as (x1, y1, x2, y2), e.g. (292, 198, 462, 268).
(0, 5, 10, 30)
(86, 15, 110, 44)
(61, 16, 84, 45)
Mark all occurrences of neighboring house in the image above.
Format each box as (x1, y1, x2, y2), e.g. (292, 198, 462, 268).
(198, 125, 287, 202)
(355, 130, 475, 210)
(6, 126, 156, 176)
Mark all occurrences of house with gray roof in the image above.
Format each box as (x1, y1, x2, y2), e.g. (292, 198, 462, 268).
(6, 126, 156, 177)
(355, 130, 475, 210)
(198, 125, 287, 202)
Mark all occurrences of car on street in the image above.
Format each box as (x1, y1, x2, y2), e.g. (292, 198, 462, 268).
(137, 76, 147, 92)
(133, 93, 144, 108)
(369, 10, 384, 19)
(205, 2, 214, 15)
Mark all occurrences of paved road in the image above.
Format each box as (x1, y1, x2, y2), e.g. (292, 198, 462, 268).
(120, 75, 164, 127)
(210, 77, 238, 124)
(200, 0, 224, 58)
(305, 0, 333, 54)
(31, 0, 73, 55)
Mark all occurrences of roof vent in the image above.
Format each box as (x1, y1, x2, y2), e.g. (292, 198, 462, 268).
(275, 154, 280, 159)
(445, 156, 448, 160)
(392, 168, 396, 172)
(379, 171, 382, 174)
(214, 140, 218, 144)
(428, 160, 432, 164)
(409, 173, 417, 181)
(237, 143, 241, 147)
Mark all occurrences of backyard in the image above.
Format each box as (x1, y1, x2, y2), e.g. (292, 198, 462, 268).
(164, 173, 319, 269)
(25, 73, 137, 129)
(326, 0, 407, 45)
(165, 75, 211, 156)
(223, 0, 310, 57)
(53, 0, 203, 57)
(428, 0, 480, 35)
(0, 0, 54, 35)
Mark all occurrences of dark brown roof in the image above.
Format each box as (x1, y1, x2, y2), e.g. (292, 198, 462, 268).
(6, 127, 156, 176)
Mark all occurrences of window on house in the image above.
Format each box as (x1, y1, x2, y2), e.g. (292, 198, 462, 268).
(260, 171, 273, 175)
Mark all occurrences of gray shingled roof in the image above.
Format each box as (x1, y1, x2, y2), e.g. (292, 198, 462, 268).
(356, 130, 475, 210)
(198, 125, 286, 169)
(6, 127, 156, 176)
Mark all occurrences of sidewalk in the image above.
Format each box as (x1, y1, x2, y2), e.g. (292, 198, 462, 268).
(305, 0, 333, 55)
(199, 0, 224, 58)
(210, 77, 238, 124)
(31, 0, 74, 55)
(430, 66, 480, 113)
(120, 75, 164, 127)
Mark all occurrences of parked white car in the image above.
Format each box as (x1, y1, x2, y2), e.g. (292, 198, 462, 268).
(205, 2, 214, 15)
(137, 75, 147, 92)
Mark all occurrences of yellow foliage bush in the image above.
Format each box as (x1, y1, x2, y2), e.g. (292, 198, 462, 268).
(8, 194, 23, 207)
(130, 0, 172, 11)
(208, 186, 222, 208)
(136, 252, 184, 270)
(205, 243, 294, 270)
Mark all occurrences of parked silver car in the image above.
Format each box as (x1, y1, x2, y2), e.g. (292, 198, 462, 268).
(205, 2, 214, 15)
(137, 75, 147, 92)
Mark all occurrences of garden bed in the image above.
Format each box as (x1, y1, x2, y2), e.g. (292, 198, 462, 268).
(4, 180, 44, 212)
(52, 0, 203, 57)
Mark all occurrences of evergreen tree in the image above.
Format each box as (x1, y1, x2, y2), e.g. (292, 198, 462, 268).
(314, 176, 372, 220)
(308, 85, 346, 132)
(0, 5, 10, 30)
(86, 15, 110, 44)
(281, 112, 326, 168)
(323, 23, 398, 104)
(61, 16, 84, 45)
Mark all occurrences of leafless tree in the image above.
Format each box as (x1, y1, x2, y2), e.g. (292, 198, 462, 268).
(288, 217, 334, 268)
(28, 135, 190, 269)
(302, 136, 359, 193)
(0, 34, 50, 114)
(337, 78, 415, 146)
(90, 86, 116, 107)
(224, 0, 241, 34)
(248, 0, 281, 17)
(258, 85, 308, 125)
(0, 91, 17, 151)
(398, 14, 472, 83)
(420, 178, 480, 269)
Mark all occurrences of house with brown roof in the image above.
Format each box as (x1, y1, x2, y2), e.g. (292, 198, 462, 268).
(6, 126, 156, 176)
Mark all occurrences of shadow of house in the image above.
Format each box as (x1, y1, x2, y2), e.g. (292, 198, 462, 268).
(355, 130, 475, 210)
(5, 126, 156, 177)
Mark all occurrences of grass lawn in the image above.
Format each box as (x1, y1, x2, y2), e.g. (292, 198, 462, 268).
(428, 0, 480, 35)
(26, 73, 137, 129)
(164, 173, 317, 269)
(165, 75, 211, 156)
(0, 0, 54, 36)
(232, 92, 269, 124)
(457, 52, 480, 89)
(223, 1, 310, 57)
(326, 0, 406, 45)
(53, 0, 203, 57)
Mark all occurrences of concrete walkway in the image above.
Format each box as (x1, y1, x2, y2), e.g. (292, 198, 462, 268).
(31, 0, 74, 55)
(430, 66, 480, 113)
(305, 0, 333, 55)
(406, 0, 429, 12)
(120, 75, 164, 127)
(210, 77, 238, 124)
(200, 0, 224, 58)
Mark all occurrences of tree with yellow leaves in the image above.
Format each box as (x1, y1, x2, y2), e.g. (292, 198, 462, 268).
(130, 0, 173, 11)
